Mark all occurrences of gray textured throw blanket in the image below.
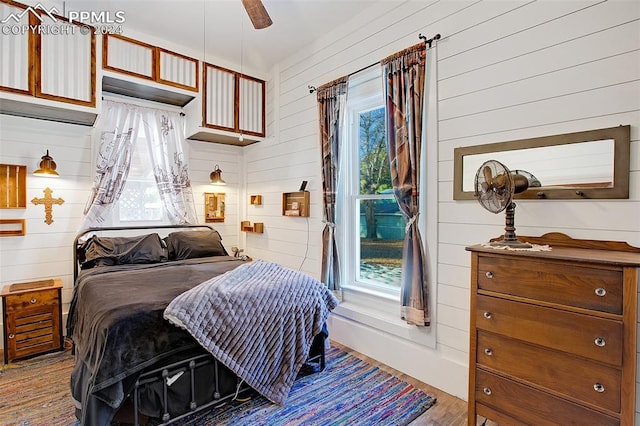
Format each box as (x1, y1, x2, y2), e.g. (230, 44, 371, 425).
(164, 260, 339, 405)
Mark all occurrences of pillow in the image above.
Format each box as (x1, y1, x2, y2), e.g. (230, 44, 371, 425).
(81, 233, 167, 269)
(165, 230, 228, 260)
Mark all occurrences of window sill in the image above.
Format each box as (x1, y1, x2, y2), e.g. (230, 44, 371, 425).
(332, 287, 435, 349)
(341, 283, 399, 302)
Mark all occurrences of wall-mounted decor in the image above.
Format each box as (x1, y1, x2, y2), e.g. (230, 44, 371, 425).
(0, 219, 26, 236)
(250, 195, 262, 205)
(0, 164, 27, 209)
(241, 221, 264, 233)
(31, 188, 64, 225)
(282, 191, 309, 217)
(204, 192, 225, 222)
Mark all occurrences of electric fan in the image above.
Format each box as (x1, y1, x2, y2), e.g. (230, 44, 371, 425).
(474, 160, 531, 248)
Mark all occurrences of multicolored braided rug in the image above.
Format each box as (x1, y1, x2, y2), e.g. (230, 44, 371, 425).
(0, 346, 435, 426)
(181, 346, 436, 426)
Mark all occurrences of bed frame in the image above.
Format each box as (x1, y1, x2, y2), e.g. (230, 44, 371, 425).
(72, 224, 326, 425)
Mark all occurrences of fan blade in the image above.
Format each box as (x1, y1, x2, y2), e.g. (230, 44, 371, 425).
(241, 0, 273, 29)
(482, 166, 493, 186)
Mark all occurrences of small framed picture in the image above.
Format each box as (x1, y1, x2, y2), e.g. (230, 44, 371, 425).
(291, 201, 299, 210)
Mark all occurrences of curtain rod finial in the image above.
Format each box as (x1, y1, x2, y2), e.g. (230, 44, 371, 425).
(419, 33, 441, 48)
(308, 85, 317, 94)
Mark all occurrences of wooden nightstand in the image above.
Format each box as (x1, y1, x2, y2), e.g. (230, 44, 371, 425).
(1, 279, 64, 364)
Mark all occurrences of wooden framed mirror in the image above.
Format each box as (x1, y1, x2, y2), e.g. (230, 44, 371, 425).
(204, 192, 225, 222)
(453, 125, 631, 200)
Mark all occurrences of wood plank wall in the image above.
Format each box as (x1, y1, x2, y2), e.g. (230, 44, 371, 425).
(243, 0, 640, 412)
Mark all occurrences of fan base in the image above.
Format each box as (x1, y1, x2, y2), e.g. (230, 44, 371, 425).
(489, 239, 532, 249)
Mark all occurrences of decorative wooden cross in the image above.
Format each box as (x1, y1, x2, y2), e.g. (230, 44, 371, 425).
(31, 187, 65, 225)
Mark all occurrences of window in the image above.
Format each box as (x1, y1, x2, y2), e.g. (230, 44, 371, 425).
(340, 68, 406, 293)
(107, 129, 168, 226)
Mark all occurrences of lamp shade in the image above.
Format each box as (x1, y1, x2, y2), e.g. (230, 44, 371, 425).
(33, 150, 59, 177)
(210, 165, 226, 185)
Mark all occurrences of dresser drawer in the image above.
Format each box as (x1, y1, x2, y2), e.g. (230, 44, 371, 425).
(477, 256, 622, 314)
(475, 369, 619, 426)
(4, 288, 59, 312)
(477, 331, 621, 412)
(476, 295, 622, 365)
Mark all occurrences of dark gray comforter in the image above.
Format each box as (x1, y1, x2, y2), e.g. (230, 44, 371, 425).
(68, 256, 244, 426)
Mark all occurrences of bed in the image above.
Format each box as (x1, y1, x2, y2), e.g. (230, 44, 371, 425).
(67, 225, 338, 426)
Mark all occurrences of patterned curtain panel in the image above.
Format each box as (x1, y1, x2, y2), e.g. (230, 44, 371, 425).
(317, 76, 348, 292)
(139, 109, 197, 224)
(381, 43, 430, 326)
(80, 100, 140, 229)
(80, 100, 197, 229)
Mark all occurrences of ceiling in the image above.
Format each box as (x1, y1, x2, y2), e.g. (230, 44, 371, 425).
(58, 0, 379, 74)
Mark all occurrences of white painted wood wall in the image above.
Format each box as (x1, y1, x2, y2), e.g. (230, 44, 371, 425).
(243, 0, 640, 417)
(0, 0, 638, 421)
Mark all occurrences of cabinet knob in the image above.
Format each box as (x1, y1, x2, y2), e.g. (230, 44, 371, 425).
(594, 287, 606, 297)
(593, 383, 605, 393)
(485, 271, 494, 279)
(483, 312, 492, 319)
(594, 337, 606, 347)
(483, 387, 492, 396)
(8, 333, 15, 339)
(484, 348, 493, 356)
(30, 298, 37, 304)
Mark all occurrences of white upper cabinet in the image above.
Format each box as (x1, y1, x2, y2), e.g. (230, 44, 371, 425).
(203, 63, 265, 139)
(0, 0, 96, 108)
(103, 34, 199, 93)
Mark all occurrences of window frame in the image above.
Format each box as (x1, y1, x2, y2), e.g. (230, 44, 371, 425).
(338, 67, 401, 297)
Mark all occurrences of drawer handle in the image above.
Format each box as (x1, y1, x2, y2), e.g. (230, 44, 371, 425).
(594, 337, 606, 347)
(594, 288, 606, 297)
(30, 298, 37, 304)
(8, 333, 15, 339)
(483, 387, 492, 396)
(485, 271, 494, 279)
(483, 312, 492, 319)
(593, 383, 605, 393)
(484, 348, 493, 356)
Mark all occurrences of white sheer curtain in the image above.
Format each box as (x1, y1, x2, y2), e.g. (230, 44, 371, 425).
(80, 101, 140, 229)
(139, 107, 197, 224)
(80, 100, 197, 229)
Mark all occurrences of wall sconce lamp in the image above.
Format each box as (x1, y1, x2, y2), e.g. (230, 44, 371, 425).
(33, 150, 60, 177)
(210, 165, 226, 185)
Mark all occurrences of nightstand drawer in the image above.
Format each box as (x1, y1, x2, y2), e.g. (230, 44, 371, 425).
(477, 256, 622, 314)
(476, 295, 622, 365)
(477, 331, 621, 412)
(475, 369, 619, 426)
(4, 288, 59, 312)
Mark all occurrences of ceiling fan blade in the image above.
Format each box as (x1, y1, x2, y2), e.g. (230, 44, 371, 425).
(241, 0, 273, 29)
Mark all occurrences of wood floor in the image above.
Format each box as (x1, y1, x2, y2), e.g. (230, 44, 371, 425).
(333, 343, 469, 426)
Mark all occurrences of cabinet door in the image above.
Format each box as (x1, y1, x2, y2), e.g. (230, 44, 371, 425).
(0, 1, 32, 94)
(204, 63, 236, 131)
(104, 34, 155, 80)
(239, 75, 265, 136)
(36, 17, 96, 106)
(158, 49, 198, 92)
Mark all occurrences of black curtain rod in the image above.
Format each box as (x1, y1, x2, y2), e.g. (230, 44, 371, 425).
(308, 33, 441, 94)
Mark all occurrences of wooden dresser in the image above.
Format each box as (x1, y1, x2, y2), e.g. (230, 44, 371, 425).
(466, 233, 639, 425)
(1, 279, 64, 364)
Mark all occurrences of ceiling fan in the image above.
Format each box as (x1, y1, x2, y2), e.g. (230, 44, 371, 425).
(241, 0, 273, 29)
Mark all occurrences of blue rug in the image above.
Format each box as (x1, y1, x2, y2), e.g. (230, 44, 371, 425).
(181, 346, 436, 425)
